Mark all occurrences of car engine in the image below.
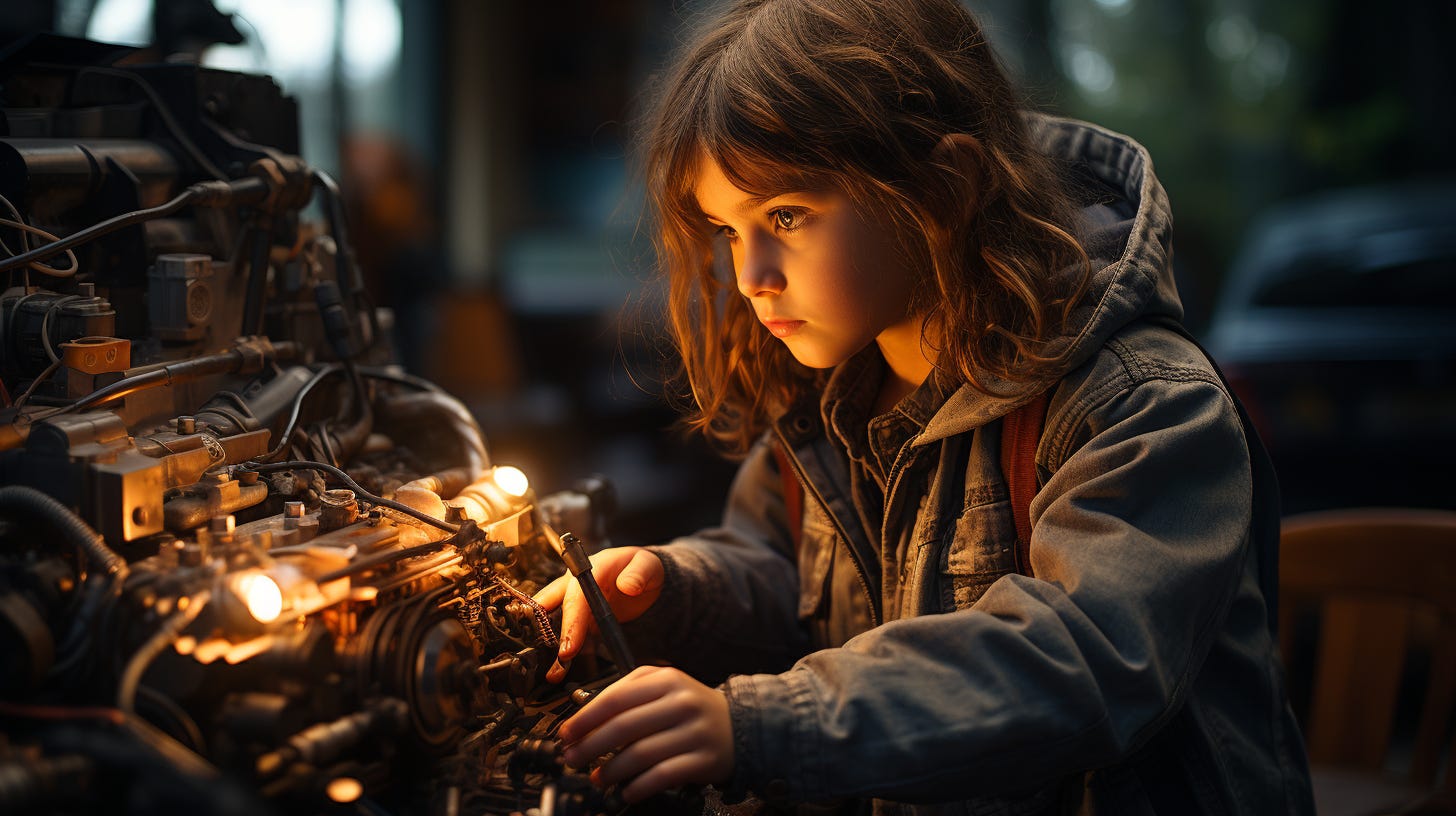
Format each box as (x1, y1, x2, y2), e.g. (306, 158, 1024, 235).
(0, 36, 648, 816)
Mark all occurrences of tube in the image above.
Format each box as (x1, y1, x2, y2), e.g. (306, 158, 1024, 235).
(0, 485, 126, 581)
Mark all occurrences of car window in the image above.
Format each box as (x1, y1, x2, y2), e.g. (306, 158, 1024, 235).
(1252, 253, 1455, 309)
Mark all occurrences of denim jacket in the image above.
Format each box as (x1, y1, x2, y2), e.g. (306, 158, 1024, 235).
(625, 116, 1315, 815)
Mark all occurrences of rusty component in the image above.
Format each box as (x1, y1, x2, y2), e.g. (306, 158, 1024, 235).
(133, 427, 270, 487)
(60, 336, 130, 375)
(90, 450, 166, 543)
(60, 336, 131, 375)
(163, 472, 269, 532)
(319, 489, 359, 531)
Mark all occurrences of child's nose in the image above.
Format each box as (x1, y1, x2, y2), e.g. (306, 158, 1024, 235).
(736, 239, 786, 298)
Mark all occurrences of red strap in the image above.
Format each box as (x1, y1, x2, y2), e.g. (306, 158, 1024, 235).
(1001, 390, 1050, 577)
(771, 443, 803, 549)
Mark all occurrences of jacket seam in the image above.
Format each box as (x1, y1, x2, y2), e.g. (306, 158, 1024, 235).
(1045, 358, 1229, 473)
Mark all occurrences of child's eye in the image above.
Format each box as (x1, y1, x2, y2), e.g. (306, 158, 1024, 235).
(772, 209, 806, 231)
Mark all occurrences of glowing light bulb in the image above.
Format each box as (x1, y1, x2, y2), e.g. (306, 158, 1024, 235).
(493, 465, 529, 498)
(327, 777, 364, 803)
(234, 572, 283, 623)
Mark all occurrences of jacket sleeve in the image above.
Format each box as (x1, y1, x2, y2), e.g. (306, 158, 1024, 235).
(623, 439, 810, 682)
(720, 376, 1255, 802)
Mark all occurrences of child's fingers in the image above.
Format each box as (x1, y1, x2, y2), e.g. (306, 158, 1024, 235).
(590, 725, 700, 788)
(561, 684, 683, 765)
(532, 574, 570, 610)
(615, 549, 664, 598)
(543, 577, 599, 684)
(556, 576, 597, 658)
(618, 751, 721, 804)
(559, 665, 668, 745)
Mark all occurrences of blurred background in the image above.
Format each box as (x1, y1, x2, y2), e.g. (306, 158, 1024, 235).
(4, 0, 1454, 543)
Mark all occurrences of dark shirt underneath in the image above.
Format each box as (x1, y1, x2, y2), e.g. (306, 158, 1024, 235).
(814, 346, 953, 645)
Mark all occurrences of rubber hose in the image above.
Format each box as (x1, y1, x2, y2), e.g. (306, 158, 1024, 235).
(0, 486, 128, 581)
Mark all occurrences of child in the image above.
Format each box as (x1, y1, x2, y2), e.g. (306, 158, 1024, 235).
(534, 0, 1315, 813)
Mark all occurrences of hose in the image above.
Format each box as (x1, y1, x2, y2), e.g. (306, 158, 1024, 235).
(0, 486, 127, 582)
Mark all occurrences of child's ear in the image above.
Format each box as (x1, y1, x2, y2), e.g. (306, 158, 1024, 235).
(928, 132, 988, 219)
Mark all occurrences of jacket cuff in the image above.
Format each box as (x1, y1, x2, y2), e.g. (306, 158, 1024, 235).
(722, 670, 819, 804)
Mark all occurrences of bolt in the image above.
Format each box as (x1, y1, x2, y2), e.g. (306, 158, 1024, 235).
(210, 515, 236, 534)
(284, 501, 304, 518)
(177, 416, 197, 434)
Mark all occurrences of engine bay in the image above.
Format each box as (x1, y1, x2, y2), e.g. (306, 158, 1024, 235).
(0, 35, 648, 816)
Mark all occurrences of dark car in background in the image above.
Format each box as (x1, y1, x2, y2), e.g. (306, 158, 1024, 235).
(1204, 183, 1456, 514)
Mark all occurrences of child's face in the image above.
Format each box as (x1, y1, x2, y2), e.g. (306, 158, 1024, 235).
(693, 157, 918, 370)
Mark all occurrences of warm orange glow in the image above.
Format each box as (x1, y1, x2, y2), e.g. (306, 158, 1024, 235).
(327, 777, 363, 803)
(493, 465, 529, 498)
(234, 572, 283, 623)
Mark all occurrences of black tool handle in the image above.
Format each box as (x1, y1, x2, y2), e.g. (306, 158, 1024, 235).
(559, 532, 637, 673)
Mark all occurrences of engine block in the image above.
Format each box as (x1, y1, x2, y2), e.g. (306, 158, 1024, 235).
(0, 35, 637, 816)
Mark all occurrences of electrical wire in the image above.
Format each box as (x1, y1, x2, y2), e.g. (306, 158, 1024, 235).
(0, 185, 202, 275)
(0, 216, 79, 277)
(29, 339, 299, 422)
(39, 294, 83, 363)
(356, 366, 445, 394)
(0, 192, 34, 291)
(258, 365, 343, 461)
(0, 700, 126, 724)
(209, 390, 257, 418)
(117, 590, 212, 715)
(12, 359, 60, 408)
(135, 685, 208, 755)
(4, 290, 46, 362)
(244, 460, 459, 533)
(0, 192, 29, 250)
(261, 364, 441, 463)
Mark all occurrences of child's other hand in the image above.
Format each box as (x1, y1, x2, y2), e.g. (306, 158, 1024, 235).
(532, 546, 664, 682)
(558, 665, 733, 803)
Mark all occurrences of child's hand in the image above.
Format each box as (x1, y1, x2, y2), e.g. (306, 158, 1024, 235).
(558, 665, 733, 803)
(532, 546, 665, 682)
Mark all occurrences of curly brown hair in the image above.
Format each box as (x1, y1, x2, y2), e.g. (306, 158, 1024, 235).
(640, 0, 1091, 456)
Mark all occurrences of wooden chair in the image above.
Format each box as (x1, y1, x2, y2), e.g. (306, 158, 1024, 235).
(1279, 508, 1456, 815)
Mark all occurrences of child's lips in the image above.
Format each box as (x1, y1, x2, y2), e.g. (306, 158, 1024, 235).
(761, 318, 806, 338)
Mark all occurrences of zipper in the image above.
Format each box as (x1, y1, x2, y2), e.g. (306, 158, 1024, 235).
(773, 428, 882, 627)
(881, 435, 924, 585)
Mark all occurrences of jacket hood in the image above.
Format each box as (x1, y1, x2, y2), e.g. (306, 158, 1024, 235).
(917, 114, 1183, 445)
